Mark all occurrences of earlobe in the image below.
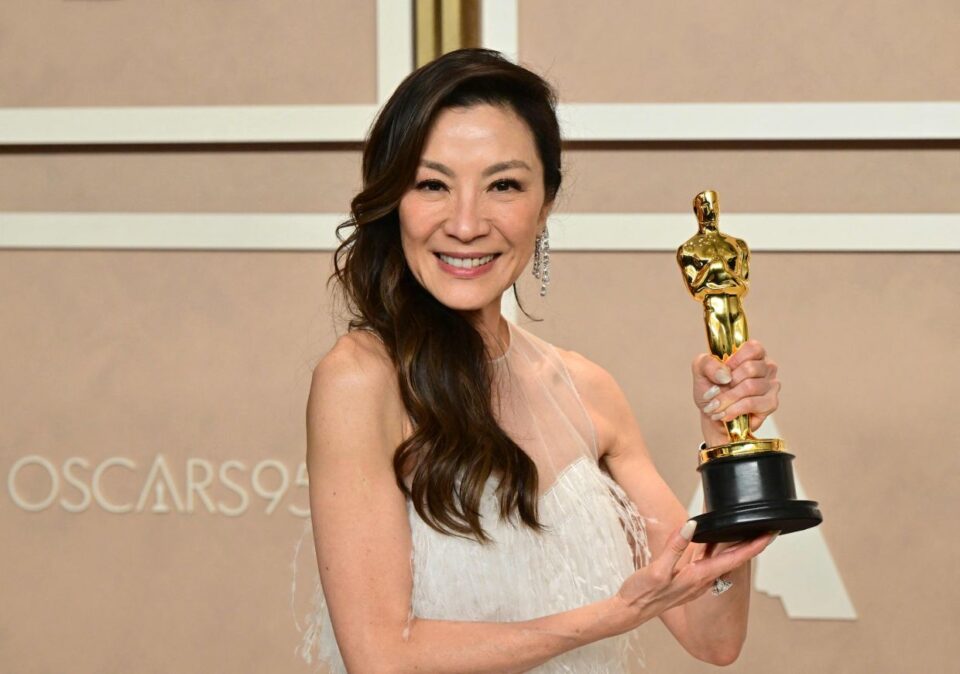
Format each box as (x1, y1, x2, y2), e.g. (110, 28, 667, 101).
(538, 202, 553, 232)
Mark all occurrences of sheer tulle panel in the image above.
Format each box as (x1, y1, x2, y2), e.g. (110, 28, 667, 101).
(490, 320, 599, 496)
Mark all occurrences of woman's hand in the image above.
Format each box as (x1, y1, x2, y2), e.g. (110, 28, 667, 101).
(614, 521, 775, 627)
(691, 339, 781, 447)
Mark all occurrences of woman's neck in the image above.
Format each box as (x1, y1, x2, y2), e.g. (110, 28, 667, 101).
(461, 305, 509, 360)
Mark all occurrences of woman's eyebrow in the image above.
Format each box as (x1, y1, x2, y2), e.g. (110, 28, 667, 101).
(482, 160, 532, 177)
(419, 159, 532, 177)
(420, 160, 455, 176)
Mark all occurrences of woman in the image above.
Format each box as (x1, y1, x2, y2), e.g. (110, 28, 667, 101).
(296, 48, 778, 672)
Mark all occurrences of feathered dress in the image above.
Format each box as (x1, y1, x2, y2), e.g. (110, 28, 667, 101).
(292, 320, 650, 672)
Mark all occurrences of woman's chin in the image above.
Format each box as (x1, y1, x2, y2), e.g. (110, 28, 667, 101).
(430, 289, 500, 313)
(443, 299, 493, 313)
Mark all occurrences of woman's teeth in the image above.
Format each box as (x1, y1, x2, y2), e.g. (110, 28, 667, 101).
(438, 253, 497, 268)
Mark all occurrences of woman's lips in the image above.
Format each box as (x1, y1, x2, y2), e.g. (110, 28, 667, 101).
(435, 253, 500, 278)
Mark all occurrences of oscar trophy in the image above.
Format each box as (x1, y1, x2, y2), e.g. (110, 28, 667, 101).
(677, 190, 822, 543)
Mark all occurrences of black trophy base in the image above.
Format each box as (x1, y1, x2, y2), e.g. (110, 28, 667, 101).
(691, 449, 822, 544)
(692, 499, 823, 543)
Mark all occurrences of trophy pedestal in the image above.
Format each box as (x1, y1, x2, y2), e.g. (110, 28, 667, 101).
(692, 447, 822, 543)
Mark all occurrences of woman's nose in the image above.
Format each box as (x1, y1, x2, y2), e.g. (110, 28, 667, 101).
(444, 192, 490, 241)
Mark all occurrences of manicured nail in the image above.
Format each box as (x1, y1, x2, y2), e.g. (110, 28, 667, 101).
(680, 520, 697, 541)
(702, 399, 720, 414)
(711, 411, 726, 421)
(715, 369, 732, 384)
(703, 385, 721, 401)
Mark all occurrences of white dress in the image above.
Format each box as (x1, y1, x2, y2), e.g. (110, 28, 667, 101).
(293, 320, 650, 673)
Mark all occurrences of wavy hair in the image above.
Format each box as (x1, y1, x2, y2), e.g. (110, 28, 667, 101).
(329, 48, 562, 543)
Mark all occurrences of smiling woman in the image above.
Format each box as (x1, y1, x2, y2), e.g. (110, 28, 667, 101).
(297, 48, 779, 673)
(399, 103, 549, 312)
(321, 48, 563, 551)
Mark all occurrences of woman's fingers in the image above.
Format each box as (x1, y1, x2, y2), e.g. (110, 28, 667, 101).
(720, 532, 776, 563)
(708, 390, 779, 423)
(728, 358, 773, 387)
(692, 353, 732, 388)
(692, 343, 777, 409)
(702, 532, 776, 559)
(700, 361, 780, 422)
(691, 532, 776, 578)
(617, 520, 701, 610)
(617, 527, 778, 622)
(724, 339, 766, 371)
(655, 520, 698, 579)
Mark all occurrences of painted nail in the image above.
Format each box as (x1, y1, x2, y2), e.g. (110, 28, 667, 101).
(703, 385, 721, 401)
(680, 520, 698, 541)
(711, 411, 726, 421)
(715, 369, 732, 384)
(703, 399, 720, 414)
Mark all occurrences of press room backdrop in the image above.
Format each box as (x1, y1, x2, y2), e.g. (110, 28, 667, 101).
(1, 1, 957, 673)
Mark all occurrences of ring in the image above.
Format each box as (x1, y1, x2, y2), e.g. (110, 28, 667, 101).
(711, 576, 733, 596)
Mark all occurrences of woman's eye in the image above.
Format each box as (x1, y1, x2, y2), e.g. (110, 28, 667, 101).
(416, 179, 446, 192)
(491, 179, 522, 192)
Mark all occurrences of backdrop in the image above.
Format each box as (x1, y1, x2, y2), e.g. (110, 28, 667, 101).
(1, 1, 957, 672)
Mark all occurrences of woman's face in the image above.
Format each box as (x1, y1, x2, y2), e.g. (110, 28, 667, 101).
(398, 103, 551, 315)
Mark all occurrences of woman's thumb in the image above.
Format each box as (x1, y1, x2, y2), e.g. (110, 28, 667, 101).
(659, 519, 697, 574)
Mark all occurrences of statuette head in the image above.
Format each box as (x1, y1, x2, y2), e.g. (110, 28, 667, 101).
(694, 190, 720, 232)
(677, 190, 750, 301)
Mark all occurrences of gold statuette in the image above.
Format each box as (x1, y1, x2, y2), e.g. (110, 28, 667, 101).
(677, 190, 822, 543)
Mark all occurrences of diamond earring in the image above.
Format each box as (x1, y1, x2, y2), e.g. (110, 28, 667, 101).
(531, 228, 550, 297)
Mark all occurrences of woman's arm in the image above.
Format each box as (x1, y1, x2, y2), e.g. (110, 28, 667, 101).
(308, 333, 635, 674)
(559, 347, 777, 666)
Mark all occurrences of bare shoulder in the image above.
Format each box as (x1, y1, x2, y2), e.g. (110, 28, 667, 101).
(308, 329, 405, 463)
(555, 346, 631, 460)
(311, 331, 394, 412)
(316, 329, 392, 377)
(555, 346, 627, 412)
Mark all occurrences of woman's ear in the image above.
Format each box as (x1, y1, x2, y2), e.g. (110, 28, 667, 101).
(537, 199, 554, 233)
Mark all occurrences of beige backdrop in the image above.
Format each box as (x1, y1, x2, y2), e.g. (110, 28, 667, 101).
(1, 1, 957, 673)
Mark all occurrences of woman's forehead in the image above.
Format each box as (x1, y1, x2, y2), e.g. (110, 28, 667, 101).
(420, 105, 540, 168)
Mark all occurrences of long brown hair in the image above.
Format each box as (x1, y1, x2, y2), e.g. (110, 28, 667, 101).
(329, 48, 563, 543)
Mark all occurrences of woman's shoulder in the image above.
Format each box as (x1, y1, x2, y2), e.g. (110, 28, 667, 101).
(553, 345, 619, 399)
(512, 324, 618, 402)
(552, 346, 627, 460)
(309, 329, 406, 457)
(319, 328, 394, 379)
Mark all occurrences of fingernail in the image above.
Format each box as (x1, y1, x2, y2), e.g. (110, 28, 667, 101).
(680, 520, 697, 541)
(711, 411, 726, 421)
(703, 385, 721, 401)
(715, 369, 732, 384)
(702, 399, 720, 414)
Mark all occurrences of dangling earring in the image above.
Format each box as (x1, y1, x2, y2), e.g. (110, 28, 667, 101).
(531, 227, 551, 297)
